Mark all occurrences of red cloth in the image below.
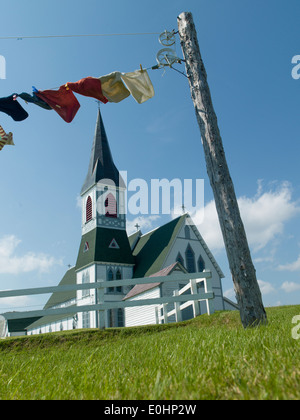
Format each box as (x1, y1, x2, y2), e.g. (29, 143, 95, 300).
(66, 77, 108, 104)
(36, 86, 80, 123)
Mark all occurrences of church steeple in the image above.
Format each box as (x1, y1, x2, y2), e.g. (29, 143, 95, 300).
(80, 111, 127, 236)
(81, 110, 125, 195)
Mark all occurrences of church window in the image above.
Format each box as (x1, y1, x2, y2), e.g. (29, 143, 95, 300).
(198, 255, 205, 272)
(82, 312, 90, 329)
(185, 244, 196, 273)
(105, 193, 117, 218)
(86, 196, 93, 223)
(176, 252, 185, 267)
(108, 309, 114, 328)
(117, 308, 124, 327)
(84, 242, 89, 253)
(185, 225, 190, 239)
(108, 269, 114, 293)
(116, 269, 122, 293)
(82, 271, 90, 297)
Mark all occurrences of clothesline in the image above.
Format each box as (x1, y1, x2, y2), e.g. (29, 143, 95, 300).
(0, 32, 161, 40)
(0, 69, 155, 151)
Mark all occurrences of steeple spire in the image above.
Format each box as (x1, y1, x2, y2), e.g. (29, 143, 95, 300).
(81, 110, 124, 195)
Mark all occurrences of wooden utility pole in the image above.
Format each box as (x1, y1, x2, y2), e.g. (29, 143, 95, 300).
(177, 12, 267, 328)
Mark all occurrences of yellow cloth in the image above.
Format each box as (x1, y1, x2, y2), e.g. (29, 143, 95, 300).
(121, 69, 155, 104)
(99, 69, 154, 104)
(99, 72, 130, 103)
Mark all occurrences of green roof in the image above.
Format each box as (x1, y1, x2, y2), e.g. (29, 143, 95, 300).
(132, 215, 186, 278)
(44, 267, 76, 310)
(128, 230, 141, 250)
(75, 227, 135, 271)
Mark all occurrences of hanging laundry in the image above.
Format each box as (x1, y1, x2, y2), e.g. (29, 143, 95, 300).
(0, 135, 7, 151)
(66, 77, 108, 104)
(35, 86, 80, 123)
(99, 69, 154, 104)
(0, 125, 14, 151)
(98, 72, 131, 103)
(18, 92, 52, 110)
(121, 69, 155, 104)
(0, 95, 29, 121)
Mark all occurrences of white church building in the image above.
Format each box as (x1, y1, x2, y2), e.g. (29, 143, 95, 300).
(27, 111, 238, 335)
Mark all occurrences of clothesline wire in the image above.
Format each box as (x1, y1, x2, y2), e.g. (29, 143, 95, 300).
(0, 32, 161, 40)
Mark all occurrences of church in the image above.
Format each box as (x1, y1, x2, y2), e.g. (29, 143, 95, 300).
(27, 111, 238, 334)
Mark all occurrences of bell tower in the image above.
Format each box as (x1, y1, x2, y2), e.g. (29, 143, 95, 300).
(75, 110, 134, 329)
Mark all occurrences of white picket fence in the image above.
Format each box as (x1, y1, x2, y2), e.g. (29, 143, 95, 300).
(155, 277, 214, 324)
(0, 271, 215, 331)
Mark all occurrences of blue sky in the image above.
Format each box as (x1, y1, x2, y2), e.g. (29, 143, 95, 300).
(0, 0, 299, 313)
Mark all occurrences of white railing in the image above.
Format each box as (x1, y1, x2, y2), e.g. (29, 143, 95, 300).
(0, 271, 215, 330)
(155, 277, 214, 324)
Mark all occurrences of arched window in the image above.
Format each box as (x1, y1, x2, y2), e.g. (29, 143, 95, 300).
(105, 193, 117, 218)
(86, 196, 93, 223)
(185, 244, 196, 273)
(185, 225, 190, 239)
(108, 269, 114, 293)
(198, 255, 205, 272)
(116, 269, 122, 293)
(176, 252, 185, 267)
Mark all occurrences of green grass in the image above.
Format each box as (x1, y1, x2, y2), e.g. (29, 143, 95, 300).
(0, 305, 299, 400)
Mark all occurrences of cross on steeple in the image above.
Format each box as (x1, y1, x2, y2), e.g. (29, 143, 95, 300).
(135, 223, 140, 231)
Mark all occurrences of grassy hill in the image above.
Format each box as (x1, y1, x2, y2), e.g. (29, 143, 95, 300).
(0, 305, 299, 400)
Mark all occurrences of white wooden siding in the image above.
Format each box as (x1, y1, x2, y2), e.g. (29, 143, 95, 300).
(125, 287, 160, 327)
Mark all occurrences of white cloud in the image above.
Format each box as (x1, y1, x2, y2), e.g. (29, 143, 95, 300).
(224, 279, 275, 300)
(193, 181, 300, 252)
(126, 215, 161, 236)
(258, 280, 275, 295)
(0, 296, 32, 310)
(278, 255, 300, 272)
(281, 281, 300, 293)
(238, 181, 299, 251)
(0, 235, 61, 275)
(224, 288, 236, 299)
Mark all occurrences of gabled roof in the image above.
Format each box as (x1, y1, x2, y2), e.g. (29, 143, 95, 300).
(129, 213, 224, 279)
(128, 229, 142, 250)
(75, 227, 135, 271)
(81, 110, 125, 195)
(131, 215, 186, 278)
(43, 267, 76, 310)
(124, 262, 187, 300)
